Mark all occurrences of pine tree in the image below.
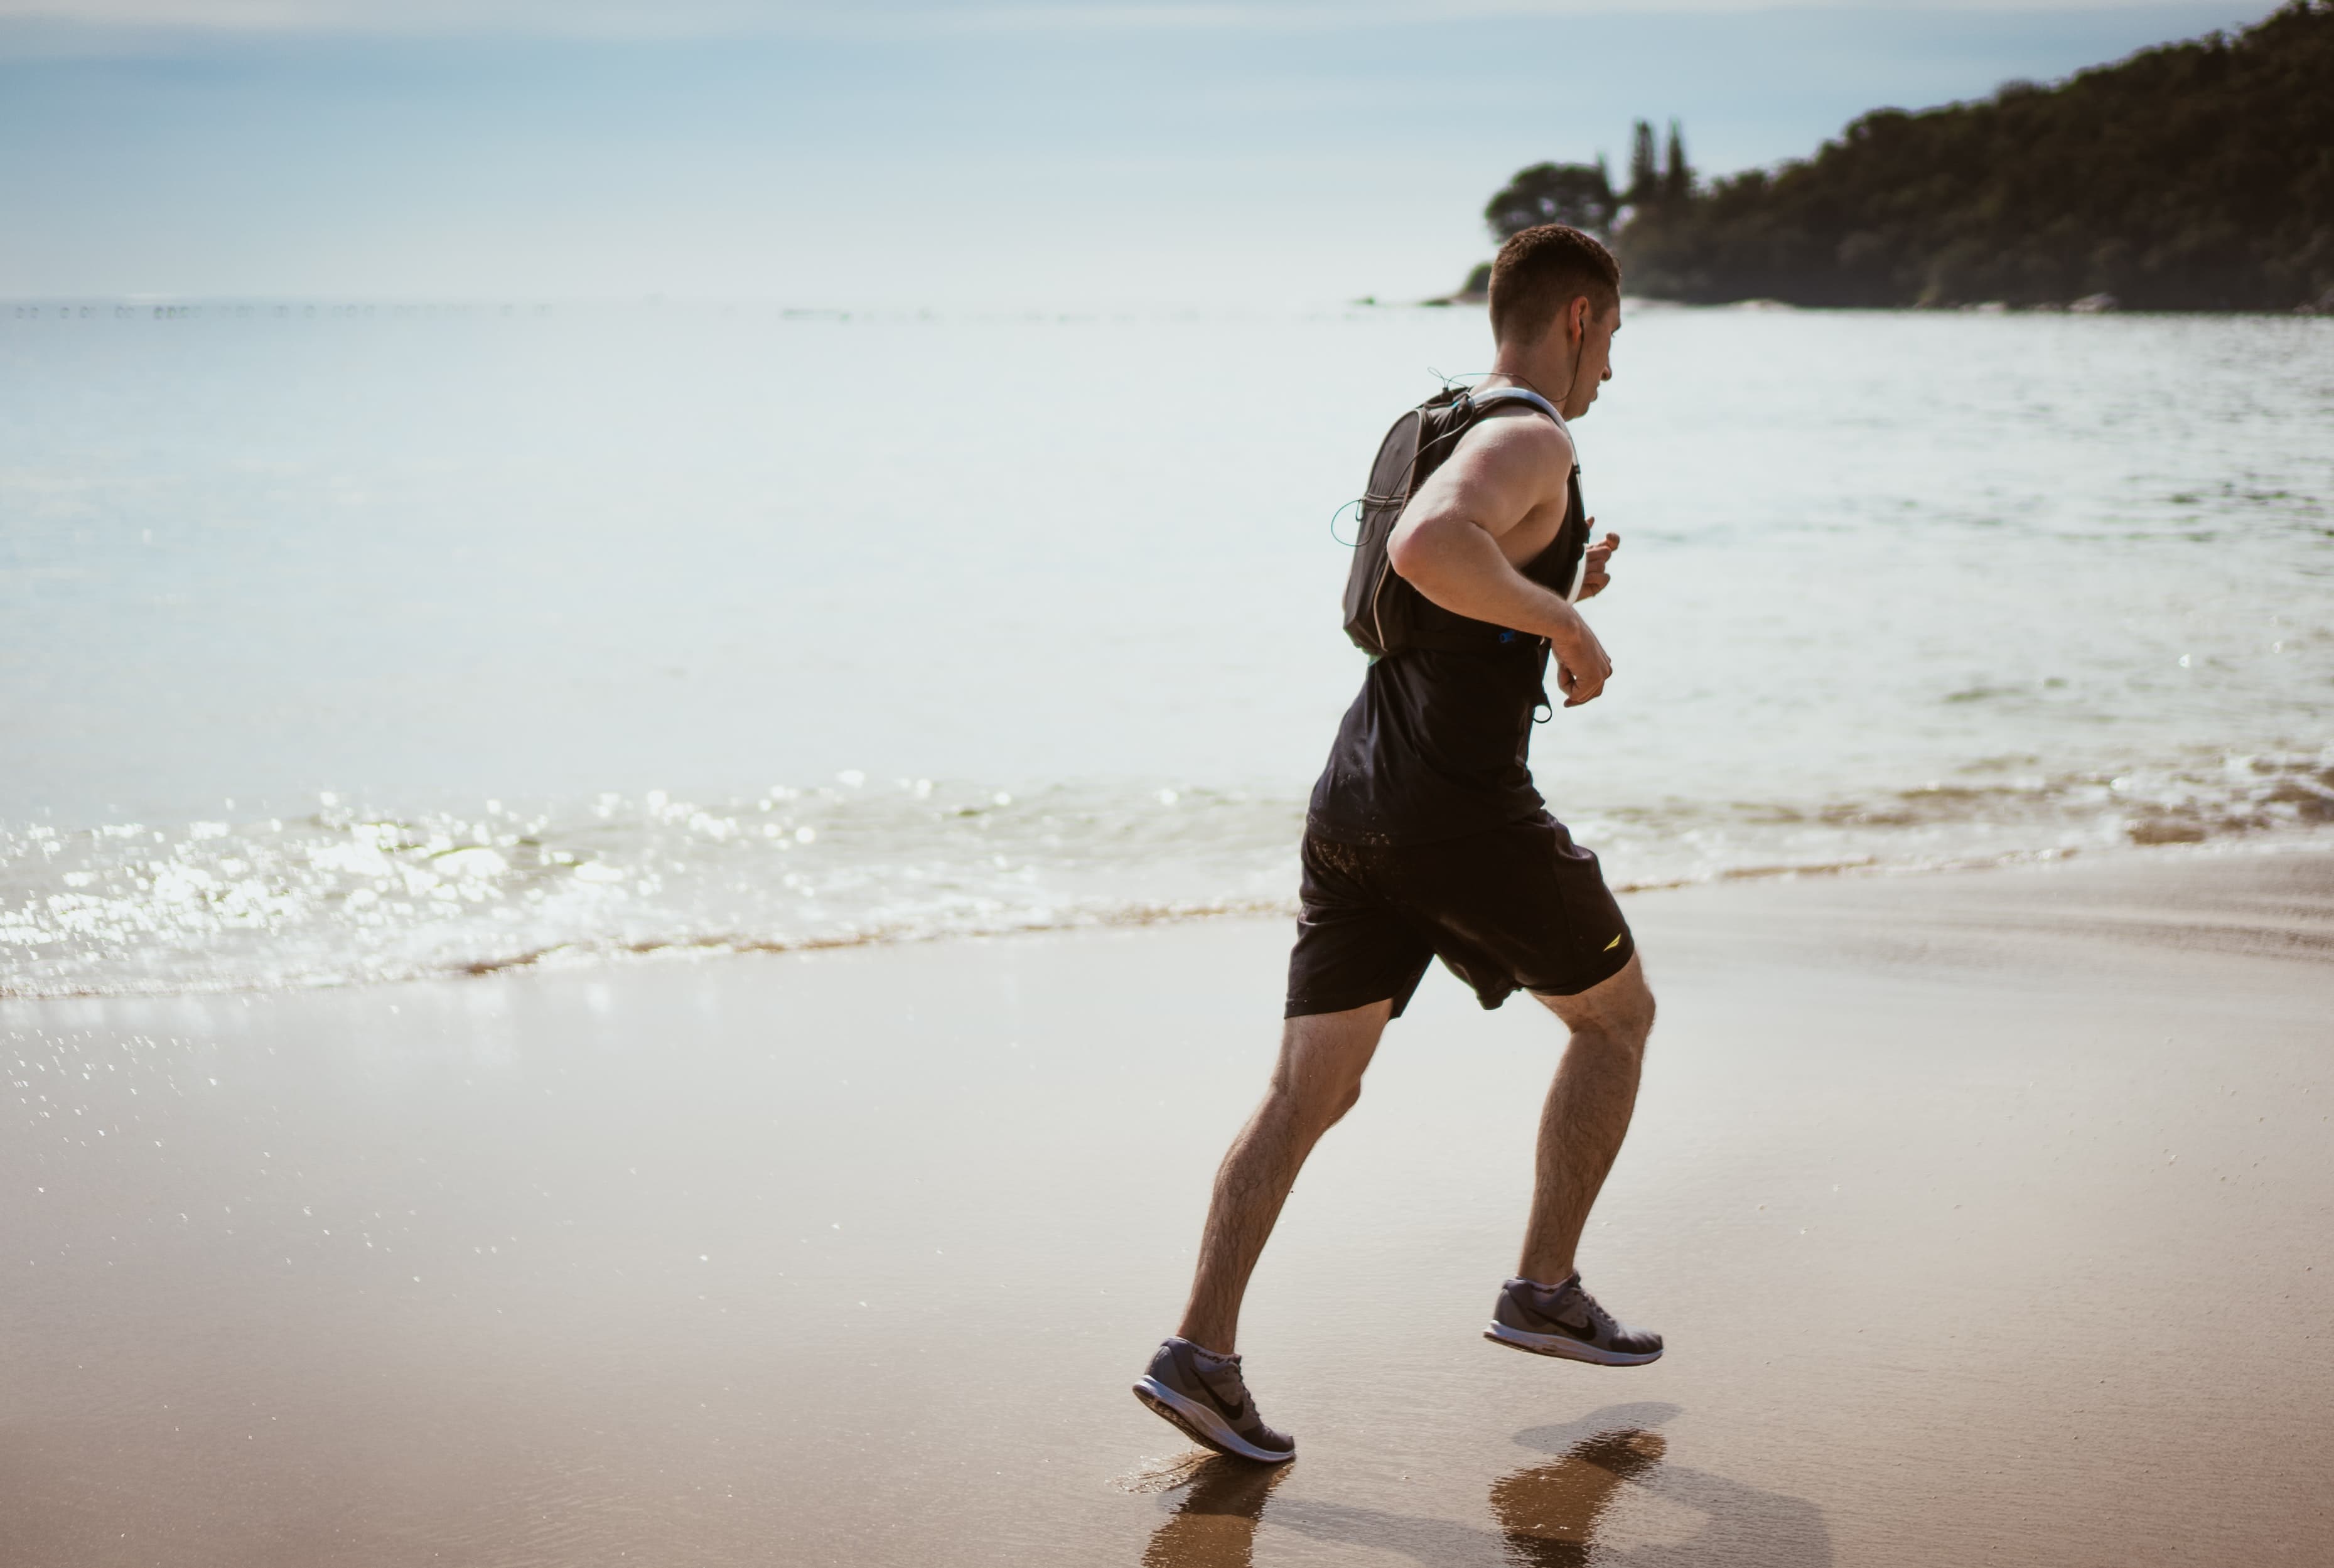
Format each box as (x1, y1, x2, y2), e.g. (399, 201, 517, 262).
(1627, 121, 1659, 205)
(1662, 119, 1691, 203)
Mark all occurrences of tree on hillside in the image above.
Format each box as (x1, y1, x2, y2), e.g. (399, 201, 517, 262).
(1485, 159, 1618, 239)
(1456, 120, 1679, 297)
(1627, 121, 1659, 206)
(1604, 0, 2334, 309)
(1662, 120, 1692, 203)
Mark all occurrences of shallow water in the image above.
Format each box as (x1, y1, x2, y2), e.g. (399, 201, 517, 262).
(4, 301, 2330, 994)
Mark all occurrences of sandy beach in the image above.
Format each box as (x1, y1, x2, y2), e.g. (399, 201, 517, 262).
(6, 846, 2330, 1567)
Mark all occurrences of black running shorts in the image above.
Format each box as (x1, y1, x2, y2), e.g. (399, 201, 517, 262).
(1284, 814, 1635, 1019)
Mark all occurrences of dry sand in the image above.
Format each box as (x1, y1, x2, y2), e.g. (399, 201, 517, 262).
(4, 847, 2330, 1566)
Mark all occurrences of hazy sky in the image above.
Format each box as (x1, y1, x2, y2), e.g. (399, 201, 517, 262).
(0, 1, 2282, 305)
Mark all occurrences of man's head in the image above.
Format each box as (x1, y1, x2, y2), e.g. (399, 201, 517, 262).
(1488, 223, 1621, 419)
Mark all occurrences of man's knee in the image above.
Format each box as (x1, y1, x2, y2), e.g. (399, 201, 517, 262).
(1618, 977, 1655, 1041)
(1323, 1078, 1363, 1129)
(1266, 1064, 1366, 1136)
(1269, 1002, 1387, 1133)
(1605, 974, 1655, 1048)
(1539, 953, 1655, 1043)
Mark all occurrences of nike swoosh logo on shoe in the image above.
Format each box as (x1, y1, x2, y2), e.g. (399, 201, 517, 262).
(1516, 1293, 1602, 1343)
(1195, 1380, 1246, 1421)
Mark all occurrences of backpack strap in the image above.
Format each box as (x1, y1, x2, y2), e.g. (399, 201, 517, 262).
(1460, 385, 1569, 437)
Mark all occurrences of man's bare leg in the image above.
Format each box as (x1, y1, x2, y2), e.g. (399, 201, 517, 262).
(1517, 953, 1655, 1284)
(1175, 1000, 1392, 1355)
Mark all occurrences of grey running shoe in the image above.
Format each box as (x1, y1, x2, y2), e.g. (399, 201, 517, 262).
(1132, 1338, 1296, 1463)
(1483, 1274, 1664, 1367)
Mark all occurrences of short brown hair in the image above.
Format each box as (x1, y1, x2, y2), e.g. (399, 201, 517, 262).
(1488, 224, 1620, 345)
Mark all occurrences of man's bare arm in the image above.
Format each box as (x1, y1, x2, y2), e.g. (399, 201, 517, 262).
(1384, 417, 1613, 706)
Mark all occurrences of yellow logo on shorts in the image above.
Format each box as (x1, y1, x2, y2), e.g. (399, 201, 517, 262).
(1603, 933, 1623, 952)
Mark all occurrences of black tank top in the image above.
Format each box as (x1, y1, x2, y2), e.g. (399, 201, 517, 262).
(1306, 468, 1587, 847)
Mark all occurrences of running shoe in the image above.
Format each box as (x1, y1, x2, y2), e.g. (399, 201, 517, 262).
(1483, 1274, 1664, 1366)
(1132, 1338, 1296, 1463)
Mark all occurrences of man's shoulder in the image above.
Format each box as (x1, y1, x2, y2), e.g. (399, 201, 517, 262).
(1450, 402, 1576, 480)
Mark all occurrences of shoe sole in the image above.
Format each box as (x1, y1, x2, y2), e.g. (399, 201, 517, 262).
(1131, 1377, 1294, 1464)
(1483, 1322, 1664, 1367)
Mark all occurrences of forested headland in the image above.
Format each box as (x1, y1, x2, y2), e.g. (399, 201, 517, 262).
(1473, 1, 2334, 311)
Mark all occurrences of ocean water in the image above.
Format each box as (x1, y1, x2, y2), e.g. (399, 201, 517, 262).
(4, 300, 2330, 996)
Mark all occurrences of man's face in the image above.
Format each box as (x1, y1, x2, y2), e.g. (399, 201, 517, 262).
(1565, 299, 1621, 420)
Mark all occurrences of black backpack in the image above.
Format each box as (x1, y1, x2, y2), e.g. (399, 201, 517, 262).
(1338, 384, 1579, 659)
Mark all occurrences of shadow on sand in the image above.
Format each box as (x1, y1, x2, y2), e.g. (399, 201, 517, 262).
(1137, 1403, 1831, 1567)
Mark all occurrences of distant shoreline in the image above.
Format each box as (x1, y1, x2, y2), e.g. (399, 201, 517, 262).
(1384, 293, 2334, 316)
(1460, 3, 2333, 314)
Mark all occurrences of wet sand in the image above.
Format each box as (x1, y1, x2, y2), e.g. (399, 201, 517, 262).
(6, 848, 2330, 1566)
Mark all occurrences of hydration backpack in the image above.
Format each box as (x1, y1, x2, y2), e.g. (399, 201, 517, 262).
(1338, 384, 1582, 659)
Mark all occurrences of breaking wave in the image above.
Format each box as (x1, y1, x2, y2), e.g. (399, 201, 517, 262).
(4, 745, 2330, 997)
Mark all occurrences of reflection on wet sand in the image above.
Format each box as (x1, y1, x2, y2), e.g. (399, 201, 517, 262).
(1209, 1402, 1831, 1567)
(1490, 1429, 1667, 1565)
(1140, 1456, 1289, 1568)
(1501, 1404, 1833, 1567)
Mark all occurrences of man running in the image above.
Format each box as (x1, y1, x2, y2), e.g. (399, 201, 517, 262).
(1134, 225, 1660, 1464)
